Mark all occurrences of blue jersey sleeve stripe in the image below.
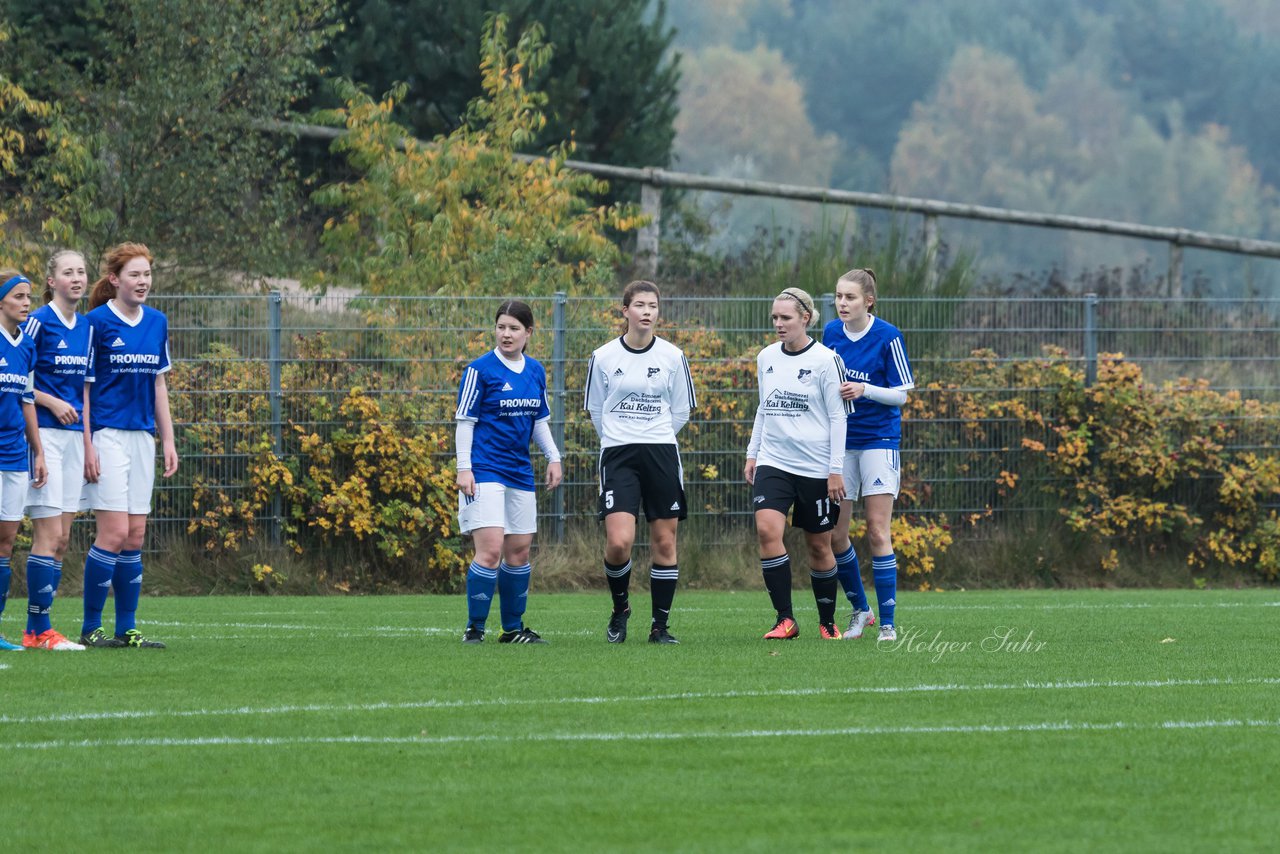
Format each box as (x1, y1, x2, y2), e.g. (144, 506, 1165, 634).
(889, 337, 913, 386)
(455, 367, 480, 419)
(23, 317, 40, 338)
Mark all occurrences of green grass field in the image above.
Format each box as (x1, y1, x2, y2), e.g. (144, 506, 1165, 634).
(4, 589, 1278, 852)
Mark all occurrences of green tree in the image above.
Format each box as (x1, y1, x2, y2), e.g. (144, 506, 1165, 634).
(0, 20, 100, 272)
(327, 0, 679, 172)
(891, 46, 1275, 276)
(671, 43, 839, 251)
(1, 0, 339, 287)
(313, 14, 638, 297)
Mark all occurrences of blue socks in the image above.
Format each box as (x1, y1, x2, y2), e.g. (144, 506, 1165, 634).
(466, 561, 498, 630)
(497, 561, 531, 632)
(0, 556, 10, 621)
(834, 545, 870, 612)
(26, 554, 58, 635)
(82, 546, 119, 635)
(872, 553, 898, 627)
(114, 550, 143, 635)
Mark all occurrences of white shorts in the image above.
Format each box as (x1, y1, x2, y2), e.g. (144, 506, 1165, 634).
(0, 470, 28, 522)
(81, 428, 156, 515)
(458, 481, 537, 535)
(27, 428, 86, 518)
(842, 448, 901, 500)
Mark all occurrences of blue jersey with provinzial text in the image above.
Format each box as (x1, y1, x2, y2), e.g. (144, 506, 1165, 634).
(455, 350, 551, 491)
(822, 316, 914, 450)
(0, 325, 36, 471)
(86, 301, 171, 434)
(24, 303, 92, 432)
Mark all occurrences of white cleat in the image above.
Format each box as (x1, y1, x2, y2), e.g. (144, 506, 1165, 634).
(843, 609, 876, 640)
(877, 624, 897, 643)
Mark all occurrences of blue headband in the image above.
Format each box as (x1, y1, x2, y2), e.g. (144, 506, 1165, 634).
(0, 275, 32, 301)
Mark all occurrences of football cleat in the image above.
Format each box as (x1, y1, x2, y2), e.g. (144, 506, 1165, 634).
(0, 635, 23, 651)
(819, 622, 842, 640)
(498, 627, 546, 644)
(843, 609, 876, 640)
(23, 629, 85, 651)
(117, 629, 166, 649)
(648, 625, 680, 644)
(79, 628, 127, 648)
(462, 624, 485, 644)
(606, 606, 631, 643)
(877, 625, 897, 643)
(763, 616, 799, 640)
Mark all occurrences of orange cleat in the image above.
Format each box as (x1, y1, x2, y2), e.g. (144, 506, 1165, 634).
(763, 616, 799, 640)
(819, 622, 842, 640)
(23, 629, 86, 651)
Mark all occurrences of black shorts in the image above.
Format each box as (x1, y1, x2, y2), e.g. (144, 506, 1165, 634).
(599, 443, 688, 521)
(752, 465, 836, 533)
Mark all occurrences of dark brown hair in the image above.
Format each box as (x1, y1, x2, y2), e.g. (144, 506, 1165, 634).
(621, 280, 660, 307)
(494, 299, 535, 352)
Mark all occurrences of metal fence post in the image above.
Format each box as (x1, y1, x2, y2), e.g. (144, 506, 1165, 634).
(1083, 292, 1098, 387)
(821, 293, 835, 329)
(552, 291, 568, 543)
(269, 291, 283, 547)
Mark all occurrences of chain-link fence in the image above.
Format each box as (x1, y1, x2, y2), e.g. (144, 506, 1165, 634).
(146, 292, 1280, 548)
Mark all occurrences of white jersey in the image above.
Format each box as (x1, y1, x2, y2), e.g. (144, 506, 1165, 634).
(584, 335, 695, 449)
(746, 339, 851, 478)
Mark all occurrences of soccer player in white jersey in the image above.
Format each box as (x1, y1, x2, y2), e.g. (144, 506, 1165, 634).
(822, 268, 914, 642)
(78, 243, 178, 649)
(744, 287, 852, 641)
(21, 250, 94, 650)
(0, 271, 49, 651)
(584, 280, 695, 644)
(456, 300, 563, 644)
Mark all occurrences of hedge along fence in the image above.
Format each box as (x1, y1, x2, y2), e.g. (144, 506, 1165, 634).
(157, 293, 1280, 591)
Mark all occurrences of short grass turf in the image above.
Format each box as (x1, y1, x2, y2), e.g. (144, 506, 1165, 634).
(3, 589, 1278, 853)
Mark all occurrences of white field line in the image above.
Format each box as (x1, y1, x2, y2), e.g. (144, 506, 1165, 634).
(3, 676, 1277, 727)
(8, 717, 1280, 751)
(134, 597, 1280, 636)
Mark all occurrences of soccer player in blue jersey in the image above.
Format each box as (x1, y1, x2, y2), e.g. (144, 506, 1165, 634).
(78, 243, 178, 649)
(0, 270, 49, 652)
(21, 250, 93, 650)
(456, 300, 562, 644)
(745, 287, 851, 640)
(822, 268, 914, 642)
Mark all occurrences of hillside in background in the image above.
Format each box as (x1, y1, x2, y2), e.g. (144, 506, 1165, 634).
(665, 0, 1280, 290)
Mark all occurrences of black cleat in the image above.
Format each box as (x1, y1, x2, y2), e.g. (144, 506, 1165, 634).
(117, 629, 166, 649)
(462, 624, 485, 644)
(79, 628, 127, 648)
(498, 627, 547, 644)
(648, 625, 680, 644)
(606, 607, 631, 643)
